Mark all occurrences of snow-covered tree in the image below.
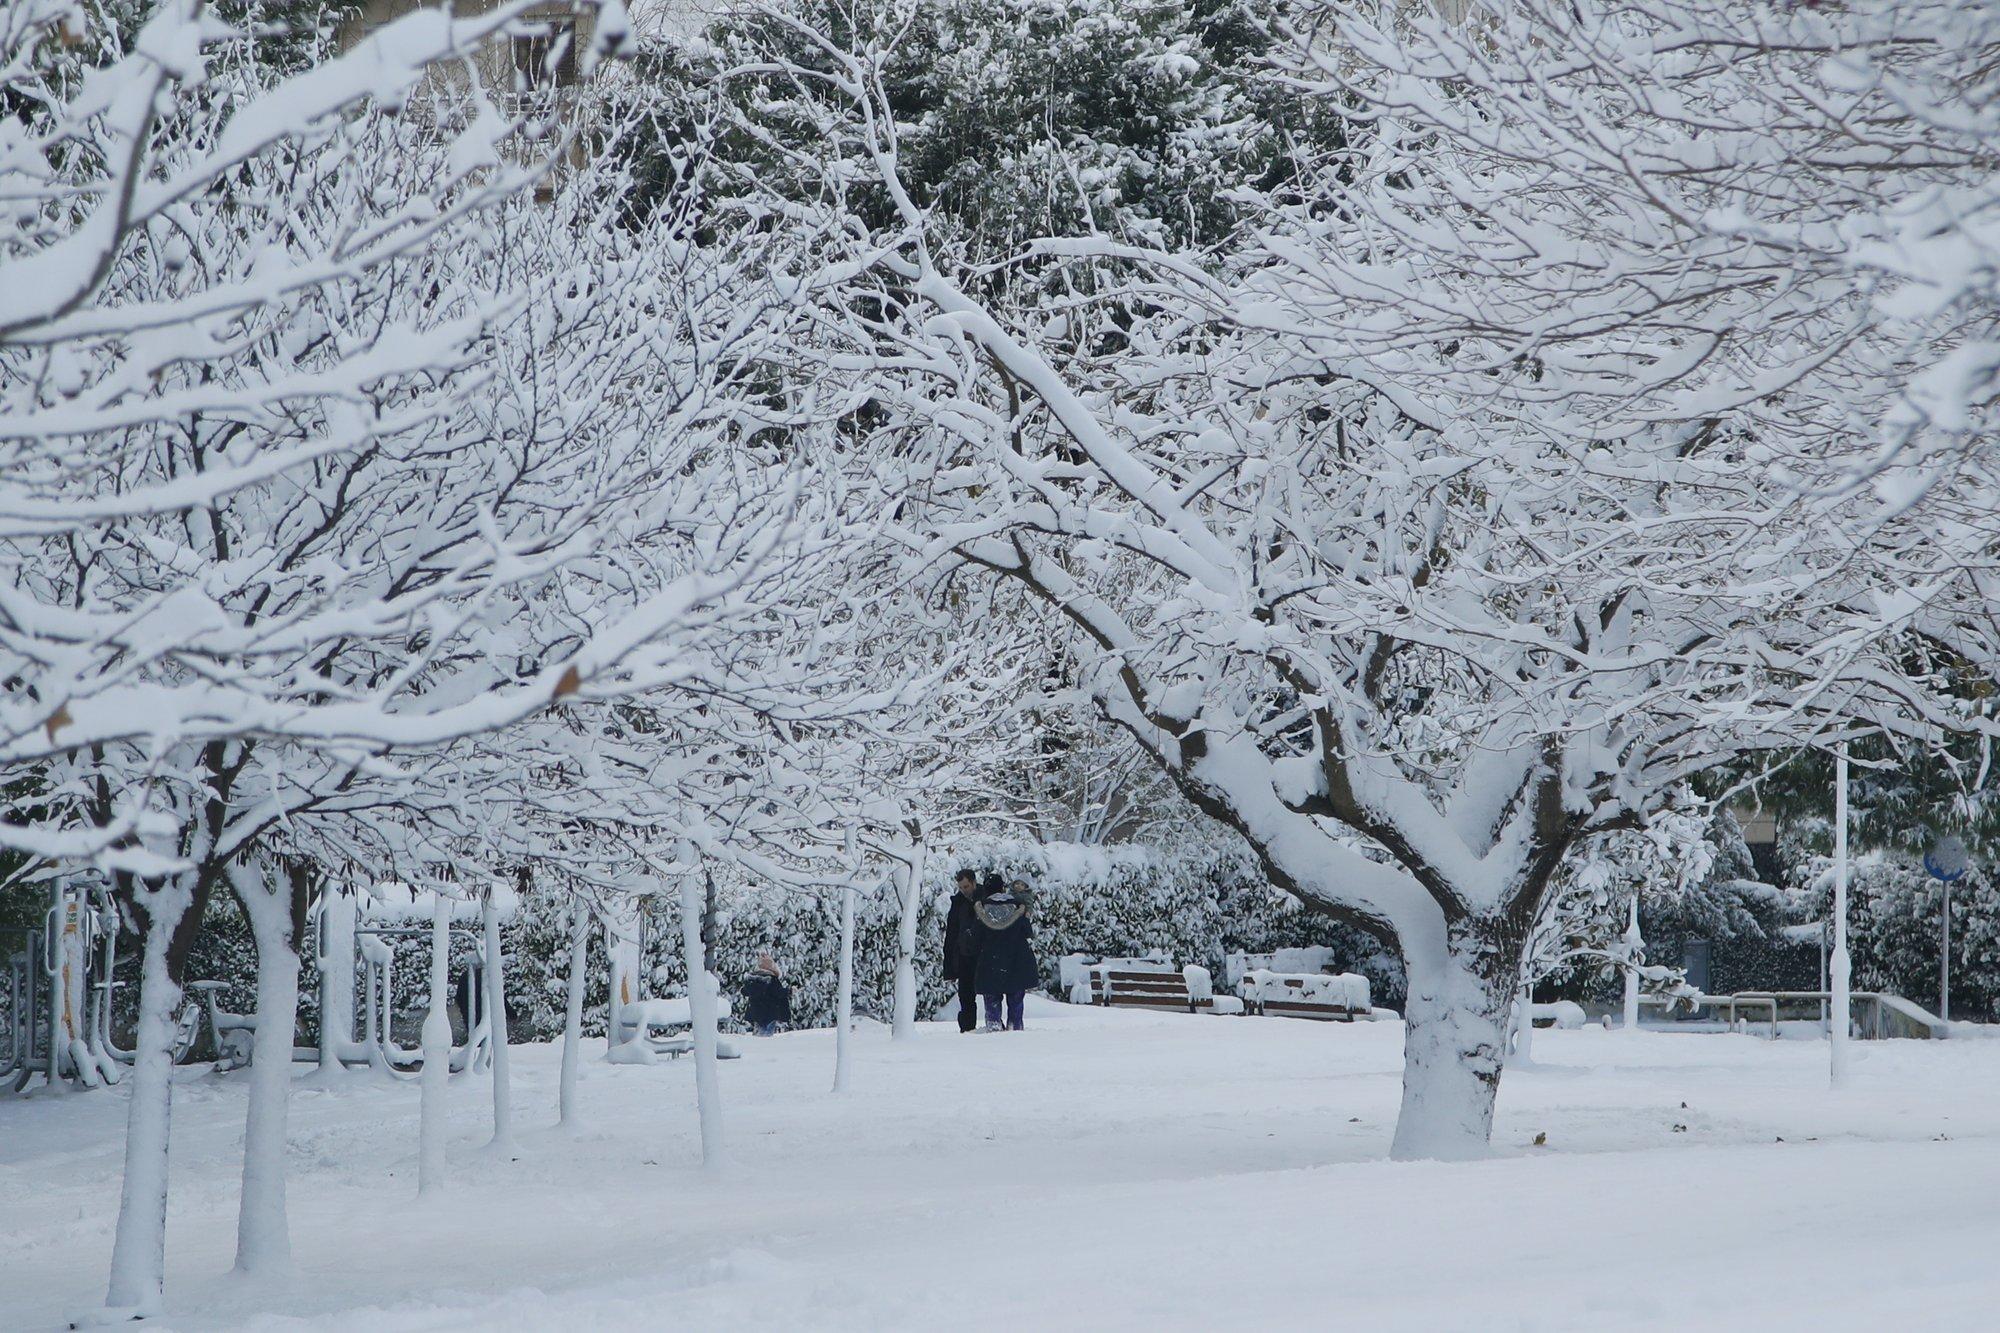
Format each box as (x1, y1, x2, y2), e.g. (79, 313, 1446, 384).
(718, 0, 2000, 1161)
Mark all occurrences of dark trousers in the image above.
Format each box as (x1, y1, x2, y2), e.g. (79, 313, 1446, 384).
(983, 990, 1026, 1031)
(956, 974, 980, 1032)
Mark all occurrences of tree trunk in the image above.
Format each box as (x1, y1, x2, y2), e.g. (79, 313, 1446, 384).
(233, 870, 300, 1275)
(832, 884, 855, 1093)
(559, 903, 589, 1131)
(678, 874, 725, 1169)
(891, 840, 926, 1040)
(1391, 925, 1520, 1162)
(418, 896, 451, 1197)
(317, 884, 357, 1076)
(104, 881, 194, 1315)
(482, 887, 514, 1154)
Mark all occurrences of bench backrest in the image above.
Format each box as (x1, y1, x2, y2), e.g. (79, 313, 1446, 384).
(1093, 967, 1194, 1009)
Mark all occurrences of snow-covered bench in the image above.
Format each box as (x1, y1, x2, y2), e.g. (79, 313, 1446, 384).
(1074, 962, 1243, 1015)
(1082, 960, 1213, 1013)
(609, 994, 741, 1063)
(1223, 947, 1338, 990)
(1060, 953, 1172, 1001)
(1239, 969, 1371, 1021)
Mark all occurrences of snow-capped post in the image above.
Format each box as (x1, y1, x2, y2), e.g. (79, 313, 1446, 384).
(1621, 898, 1644, 1033)
(559, 900, 590, 1132)
(603, 899, 642, 1060)
(55, 884, 95, 1086)
(677, 855, 726, 1169)
(1941, 877, 1952, 1023)
(833, 879, 857, 1094)
(1831, 750, 1852, 1089)
(419, 892, 452, 1197)
(1509, 968, 1534, 1066)
(483, 876, 516, 1155)
(318, 884, 358, 1077)
(890, 821, 928, 1040)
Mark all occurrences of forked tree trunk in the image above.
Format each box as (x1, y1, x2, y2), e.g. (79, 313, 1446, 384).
(1391, 922, 1524, 1162)
(234, 871, 301, 1275)
(105, 881, 195, 1315)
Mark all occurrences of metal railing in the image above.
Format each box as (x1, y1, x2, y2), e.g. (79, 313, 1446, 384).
(1644, 989, 1949, 1040)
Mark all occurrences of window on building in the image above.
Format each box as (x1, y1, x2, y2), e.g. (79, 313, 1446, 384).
(510, 22, 577, 93)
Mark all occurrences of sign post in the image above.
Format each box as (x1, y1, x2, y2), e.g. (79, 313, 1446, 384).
(1831, 750, 1850, 1090)
(1923, 835, 1969, 1023)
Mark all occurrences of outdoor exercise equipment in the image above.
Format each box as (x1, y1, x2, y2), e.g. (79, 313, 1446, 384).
(307, 883, 511, 1077)
(4, 879, 518, 1087)
(2, 882, 198, 1094)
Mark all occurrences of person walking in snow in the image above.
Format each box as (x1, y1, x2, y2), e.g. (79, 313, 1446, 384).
(742, 949, 792, 1036)
(973, 877, 1037, 1032)
(942, 867, 988, 1033)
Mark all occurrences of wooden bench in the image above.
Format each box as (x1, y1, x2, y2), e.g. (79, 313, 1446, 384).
(1239, 969, 1370, 1022)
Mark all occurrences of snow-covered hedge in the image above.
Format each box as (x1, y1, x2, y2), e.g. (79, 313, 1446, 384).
(497, 840, 1406, 1039)
(88, 841, 1403, 1047)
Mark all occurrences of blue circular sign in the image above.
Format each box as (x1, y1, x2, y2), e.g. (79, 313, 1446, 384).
(1924, 835, 1970, 883)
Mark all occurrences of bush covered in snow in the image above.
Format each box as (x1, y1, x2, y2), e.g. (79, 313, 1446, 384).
(1779, 831, 2000, 1020)
(489, 840, 1405, 1039)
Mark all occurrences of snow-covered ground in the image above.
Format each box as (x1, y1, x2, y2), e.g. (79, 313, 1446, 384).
(6, 1001, 1999, 1332)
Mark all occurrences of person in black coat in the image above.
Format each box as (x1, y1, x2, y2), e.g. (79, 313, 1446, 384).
(942, 868, 987, 1033)
(742, 949, 792, 1036)
(973, 877, 1037, 1032)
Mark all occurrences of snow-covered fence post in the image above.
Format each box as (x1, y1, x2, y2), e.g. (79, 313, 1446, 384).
(559, 901, 590, 1132)
(483, 878, 516, 1154)
(890, 825, 928, 1040)
(318, 885, 357, 1076)
(679, 864, 725, 1168)
(833, 881, 857, 1093)
(419, 893, 452, 1197)
(1831, 750, 1852, 1089)
(1622, 899, 1644, 1033)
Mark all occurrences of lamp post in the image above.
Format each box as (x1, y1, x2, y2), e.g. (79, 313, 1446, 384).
(1830, 749, 1851, 1090)
(1621, 897, 1643, 1033)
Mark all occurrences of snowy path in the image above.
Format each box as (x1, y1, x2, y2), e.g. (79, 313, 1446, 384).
(5, 1001, 1999, 1331)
